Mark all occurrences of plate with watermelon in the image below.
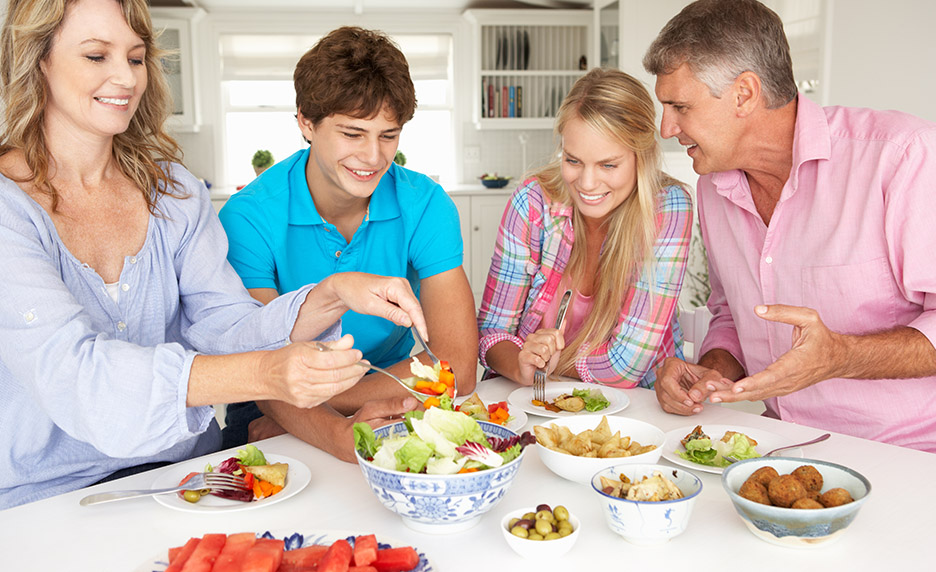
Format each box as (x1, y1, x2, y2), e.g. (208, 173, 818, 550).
(150, 452, 311, 513)
(136, 530, 433, 572)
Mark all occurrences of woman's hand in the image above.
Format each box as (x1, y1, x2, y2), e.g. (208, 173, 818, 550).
(517, 328, 565, 385)
(328, 273, 429, 341)
(259, 334, 368, 409)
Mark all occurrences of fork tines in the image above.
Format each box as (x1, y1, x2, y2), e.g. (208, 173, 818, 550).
(533, 370, 546, 402)
(203, 473, 250, 491)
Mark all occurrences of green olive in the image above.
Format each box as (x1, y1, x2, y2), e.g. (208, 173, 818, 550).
(558, 527, 573, 537)
(182, 490, 201, 503)
(508, 518, 520, 529)
(553, 505, 569, 521)
(545, 532, 561, 540)
(510, 526, 529, 538)
(534, 519, 553, 535)
(522, 512, 536, 521)
(535, 509, 555, 523)
(558, 520, 574, 534)
(527, 533, 544, 541)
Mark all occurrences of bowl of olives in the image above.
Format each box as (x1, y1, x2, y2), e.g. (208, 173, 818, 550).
(500, 503, 580, 560)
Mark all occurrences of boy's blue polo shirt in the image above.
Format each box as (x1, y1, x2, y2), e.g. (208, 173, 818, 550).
(219, 148, 463, 367)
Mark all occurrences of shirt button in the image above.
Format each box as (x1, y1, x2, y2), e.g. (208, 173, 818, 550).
(121, 283, 130, 292)
(765, 256, 773, 264)
(117, 321, 127, 331)
(130, 257, 138, 264)
(335, 250, 342, 258)
(24, 311, 35, 323)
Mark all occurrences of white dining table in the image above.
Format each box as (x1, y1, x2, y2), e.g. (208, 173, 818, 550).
(2, 376, 932, 571)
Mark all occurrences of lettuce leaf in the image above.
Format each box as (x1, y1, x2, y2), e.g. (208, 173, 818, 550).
(235, 444, 268, 466)
(394, 436, 435, 473)
(353, 422, 378, 459)
(572, 388, 610, 412)
(423, 407, 487, 447)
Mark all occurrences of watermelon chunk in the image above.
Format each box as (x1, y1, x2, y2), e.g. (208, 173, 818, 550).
(349, 567, 378, 572)
(372, 547, 420, 572)
(179, 533, 225, 572)
(166, 538, 200, 572)
(318, 539, 353, 572)
(240, 538, 285, 572)
(353, 535, 378, 567)
(210, 532, 256, 572)
(280, 544, 329, 569)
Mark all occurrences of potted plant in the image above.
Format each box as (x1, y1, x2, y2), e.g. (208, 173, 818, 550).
(251, 149, 274, 176)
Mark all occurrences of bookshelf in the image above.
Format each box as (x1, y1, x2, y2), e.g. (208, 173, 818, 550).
(464, 10, 594, 130)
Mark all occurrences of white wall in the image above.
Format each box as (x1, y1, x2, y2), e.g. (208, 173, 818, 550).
(824, 0, 936, 121)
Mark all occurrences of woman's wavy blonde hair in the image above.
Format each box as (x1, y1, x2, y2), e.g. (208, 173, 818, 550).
(0, 0, 183, 212)
(533, 68, 681, 375)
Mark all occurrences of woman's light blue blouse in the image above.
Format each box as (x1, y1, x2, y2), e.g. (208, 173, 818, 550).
(0, 164, 338, 509)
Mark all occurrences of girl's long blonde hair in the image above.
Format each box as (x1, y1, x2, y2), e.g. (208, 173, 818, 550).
(0, 0, 183, 212)
(533, 68, 681, 375)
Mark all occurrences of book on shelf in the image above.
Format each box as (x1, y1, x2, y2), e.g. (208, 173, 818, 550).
(502, 86, 508, 118)
(516, 85, 522, 118)
(487, 82, 495, 118)
(509, 86, 516, 118)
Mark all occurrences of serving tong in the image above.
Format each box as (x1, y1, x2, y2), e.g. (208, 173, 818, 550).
(79, 472, 249, 506)
(533, 290, 572, 403)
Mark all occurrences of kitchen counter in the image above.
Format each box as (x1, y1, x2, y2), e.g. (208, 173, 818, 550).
(209, 182, 513, 202)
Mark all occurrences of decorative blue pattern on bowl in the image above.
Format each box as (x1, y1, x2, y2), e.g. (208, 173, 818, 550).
(356, 421, 527, 533)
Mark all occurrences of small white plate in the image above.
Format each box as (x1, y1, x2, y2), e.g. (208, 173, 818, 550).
(150, 454, 311, 513)
(453, 395, 528, 432)
(136, 530, 434, 572)
(507, 381, 630, 419)
(662, 424, 803, 475)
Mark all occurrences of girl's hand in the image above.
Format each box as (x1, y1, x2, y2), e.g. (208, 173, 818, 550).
(517, 328, 565, 385)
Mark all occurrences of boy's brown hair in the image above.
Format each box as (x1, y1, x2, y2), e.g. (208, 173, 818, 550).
(294, 26, 416, 126)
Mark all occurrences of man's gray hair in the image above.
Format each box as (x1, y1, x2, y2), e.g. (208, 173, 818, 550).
(643, 0, 797, 109)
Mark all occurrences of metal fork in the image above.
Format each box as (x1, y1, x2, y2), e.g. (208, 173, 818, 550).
(79, 472, 250, 506)
(412, 326, 458, 400)
(533, 290, 573, 402)
(313, 341, 428, 401)
(723, 433, 831, 464)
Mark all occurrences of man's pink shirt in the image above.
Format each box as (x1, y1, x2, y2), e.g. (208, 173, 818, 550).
(697, 94, 936, 452)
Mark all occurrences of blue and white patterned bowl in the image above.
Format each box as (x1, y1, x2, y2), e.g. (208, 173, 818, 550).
(591, 464, 702, 545)
(721, 457, 871, 548)
(356, 421, 527, 534)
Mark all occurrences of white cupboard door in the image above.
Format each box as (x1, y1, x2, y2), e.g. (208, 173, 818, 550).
(469, 194, 511, 296)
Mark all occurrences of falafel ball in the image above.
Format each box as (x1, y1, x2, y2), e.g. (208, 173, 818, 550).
(748, 466, 781, 487)
(767, 474, 809, 508)
(791, 465, 823, 493)
(819, 487, 854, 507)
(792, 497, 825, 509)
(739, 479, 771, 505)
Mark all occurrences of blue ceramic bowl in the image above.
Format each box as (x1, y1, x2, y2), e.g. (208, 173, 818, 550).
(721, 457, 871, 548)
(480, 177, 511, 189)
(356, 421, 527, 534)
(591, 464, 703, 545)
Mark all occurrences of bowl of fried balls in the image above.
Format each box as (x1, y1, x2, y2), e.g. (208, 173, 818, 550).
(721, 457, 871, 548)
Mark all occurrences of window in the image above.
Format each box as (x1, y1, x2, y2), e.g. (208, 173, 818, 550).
(218, 32, 454, 188)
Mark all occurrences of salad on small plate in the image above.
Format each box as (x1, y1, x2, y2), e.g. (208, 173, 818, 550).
(508, 381, 630, 418)
(662, 424, 803, 474)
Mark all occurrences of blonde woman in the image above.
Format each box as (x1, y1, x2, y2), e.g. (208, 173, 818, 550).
(478, 68, 692, 388)
(0, 0, 425, 509)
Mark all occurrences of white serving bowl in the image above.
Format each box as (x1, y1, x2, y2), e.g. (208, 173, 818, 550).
(356, 421, 527, 534)
(500, 505, 581, 560)
(535, 416, 665, 484)
(721, 457, 871, 548)
(591, 464, 703, 545)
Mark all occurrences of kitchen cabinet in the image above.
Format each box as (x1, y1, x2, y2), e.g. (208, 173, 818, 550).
(594, 1, 620, 69)
(151, 8, 204, 132)
(450, 191, 511, 298)
(464, 9, 593, 130)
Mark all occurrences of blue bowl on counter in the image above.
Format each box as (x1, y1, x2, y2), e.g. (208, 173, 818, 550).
(355, 421, 527, 534)
(480, 177, 511, 189)
(721, 457, 871, 548)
